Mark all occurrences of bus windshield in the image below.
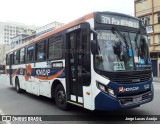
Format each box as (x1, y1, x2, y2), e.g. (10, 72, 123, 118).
(94, 29, 151, 72)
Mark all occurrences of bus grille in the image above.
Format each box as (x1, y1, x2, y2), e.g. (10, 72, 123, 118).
(110, 71, 151, 84)
(118, 91, 152, 105)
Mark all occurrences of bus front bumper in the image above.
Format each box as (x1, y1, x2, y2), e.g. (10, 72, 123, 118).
(95, 84, 154, 111)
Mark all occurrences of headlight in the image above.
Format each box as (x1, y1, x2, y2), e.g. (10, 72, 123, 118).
(107, 88, 116, 97)
(97, 81, 116, 98)
(98, 83, 106, 91)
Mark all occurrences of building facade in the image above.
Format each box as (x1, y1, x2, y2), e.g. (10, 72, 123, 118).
(10, 34, 36, 48)
(0, 44, 11, 65)
(0, 21, 37, 45)
(135, 0, 160, 76)
(36, 21, 64, 37)
(10, 21, 64, 49)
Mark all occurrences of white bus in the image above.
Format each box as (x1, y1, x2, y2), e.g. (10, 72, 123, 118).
(5, 11, 153, 111)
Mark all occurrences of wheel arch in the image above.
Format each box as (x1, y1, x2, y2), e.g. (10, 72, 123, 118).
(51, 79, 65, 98)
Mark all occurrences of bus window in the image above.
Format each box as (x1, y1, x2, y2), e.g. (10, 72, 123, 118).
(48, 35, 63, 60)
(13, 51, 19, 64)
(20, 48, 25, 63)
(36, 41, 45, 61)
(6, 54, 10, 65)
(27, 45, 34, 62)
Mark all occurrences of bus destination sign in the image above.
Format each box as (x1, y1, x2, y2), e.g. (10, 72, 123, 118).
(100, 14, 139, 28)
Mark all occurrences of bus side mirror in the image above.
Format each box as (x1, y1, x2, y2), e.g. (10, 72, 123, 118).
(91, 40, 98, 54)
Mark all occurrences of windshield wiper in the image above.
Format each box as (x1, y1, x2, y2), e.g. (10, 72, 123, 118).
(111, 26, 129, 49)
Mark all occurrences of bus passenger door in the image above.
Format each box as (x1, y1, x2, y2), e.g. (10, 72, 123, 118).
(66, 23, 91, 105)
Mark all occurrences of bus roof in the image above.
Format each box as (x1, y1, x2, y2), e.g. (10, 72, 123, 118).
(8, 12, 94, 53)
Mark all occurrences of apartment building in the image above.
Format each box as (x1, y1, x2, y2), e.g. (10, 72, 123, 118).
(135, 0, 160, 76)
(0, 21, 37, 44)
(10, 34, 36, 48)
(11, 21, 64, 48)
(0, 21, 37, 65)
(36, 21, 64, 37)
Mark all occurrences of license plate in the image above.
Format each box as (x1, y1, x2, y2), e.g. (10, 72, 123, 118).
(133, 97, 142, 102)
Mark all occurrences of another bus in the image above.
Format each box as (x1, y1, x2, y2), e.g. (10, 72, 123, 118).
(5, 11, 154, 111)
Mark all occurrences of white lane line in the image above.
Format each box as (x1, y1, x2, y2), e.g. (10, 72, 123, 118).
(0, 109, 11, 124)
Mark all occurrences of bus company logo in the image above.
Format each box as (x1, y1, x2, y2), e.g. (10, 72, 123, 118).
(118, 87, 125, 92)
(144, 84, 149, 89)
(36, 69, 50, 76)
(118, 86, 139, 92)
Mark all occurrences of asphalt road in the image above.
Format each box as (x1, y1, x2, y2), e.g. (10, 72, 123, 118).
(0, 77, 160, 124)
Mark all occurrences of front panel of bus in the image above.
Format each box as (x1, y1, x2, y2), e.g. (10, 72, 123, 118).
(91, 12, 153, 110)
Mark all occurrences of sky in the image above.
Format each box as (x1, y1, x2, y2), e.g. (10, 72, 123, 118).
(0, 0, 135, 26)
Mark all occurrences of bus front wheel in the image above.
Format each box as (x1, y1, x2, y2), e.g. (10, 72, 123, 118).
(55, 84, 68, 110)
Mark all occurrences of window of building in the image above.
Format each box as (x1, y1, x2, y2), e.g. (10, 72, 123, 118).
(48, 35, 63, 60)
(36, 40, 46, 61)
(13, 51, 19, 64)
(27, 45, 34, 62)
(158, 34, 160, 43)
(20, 48, 25, 63)
(158, 13, 160, 24)
(141, 16, 150, 26)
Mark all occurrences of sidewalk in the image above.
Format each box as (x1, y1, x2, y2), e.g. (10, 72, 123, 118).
(153, 77, 160, 83)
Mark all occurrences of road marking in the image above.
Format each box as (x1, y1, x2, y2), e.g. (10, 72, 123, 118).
(0, 109, 11, 124)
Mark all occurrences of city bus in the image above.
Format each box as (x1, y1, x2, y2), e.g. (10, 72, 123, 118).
(5, 11, 153, 111)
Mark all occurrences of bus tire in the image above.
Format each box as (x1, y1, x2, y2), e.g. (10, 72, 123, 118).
(55, 84, 68, 110)
(15, 78, 23, 93)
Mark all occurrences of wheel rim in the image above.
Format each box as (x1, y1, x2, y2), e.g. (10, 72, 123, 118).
(57, 90, 65, 105)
